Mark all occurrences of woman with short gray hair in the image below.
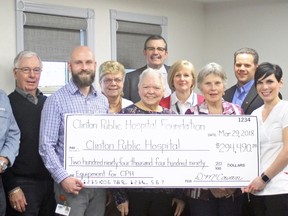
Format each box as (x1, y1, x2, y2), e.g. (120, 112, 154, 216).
(186, 62, 244, 216)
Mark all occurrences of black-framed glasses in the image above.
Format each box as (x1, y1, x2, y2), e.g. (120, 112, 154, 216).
(145, 47, 167, 52)
(15, 67, 42, 74)
(102, 78, 123, 85)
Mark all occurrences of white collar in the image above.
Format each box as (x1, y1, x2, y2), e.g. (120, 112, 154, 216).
(148, 65, 167, 74)
(170, 91, 196, 105)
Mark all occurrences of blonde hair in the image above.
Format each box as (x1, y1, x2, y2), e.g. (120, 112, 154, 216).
(98, 60, 125, 83)
(167, 60, 197, 92)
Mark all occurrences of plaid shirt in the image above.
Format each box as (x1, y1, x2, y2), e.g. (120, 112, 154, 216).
(185, 99, 243, 200)
(185, 99, 243, 115)
(39, 80, 108, 183)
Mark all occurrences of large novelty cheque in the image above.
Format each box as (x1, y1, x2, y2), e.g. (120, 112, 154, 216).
(64, 114, 259, 188)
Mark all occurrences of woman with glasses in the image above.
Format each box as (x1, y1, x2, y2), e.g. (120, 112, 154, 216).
(99, 61, 133, 113)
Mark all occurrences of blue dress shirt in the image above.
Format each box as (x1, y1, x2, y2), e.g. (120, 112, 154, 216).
(232, 80, 254, 106)
(0, 90, 20, 165)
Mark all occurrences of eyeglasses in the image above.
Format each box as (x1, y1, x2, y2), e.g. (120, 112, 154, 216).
(102, 78, 123, 85)
(145, 47, 167, 52)
(15, 67, 42, 74)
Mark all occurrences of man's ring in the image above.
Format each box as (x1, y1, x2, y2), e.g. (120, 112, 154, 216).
(14, 205, 17, 209)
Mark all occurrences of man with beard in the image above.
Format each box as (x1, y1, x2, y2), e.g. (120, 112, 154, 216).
(39, 46, 109, 216)
(123, 35, 170, 103)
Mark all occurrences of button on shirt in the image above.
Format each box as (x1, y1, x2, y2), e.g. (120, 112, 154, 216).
(39, 80, 109, 183)
(232, 80, 254, 106)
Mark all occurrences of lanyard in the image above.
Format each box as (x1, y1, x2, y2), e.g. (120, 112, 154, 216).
(175, 93, 194, 114)
(175, 103, 181, 114)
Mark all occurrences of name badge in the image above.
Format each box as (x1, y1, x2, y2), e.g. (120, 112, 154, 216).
(55, 204, 71, 216)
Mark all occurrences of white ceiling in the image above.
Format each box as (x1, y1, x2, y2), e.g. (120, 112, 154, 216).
(190, 0, 279, 3)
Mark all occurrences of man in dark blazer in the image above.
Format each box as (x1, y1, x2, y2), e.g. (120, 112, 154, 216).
(223, 47, 263, 115)
(224, 84, 263, 115)
(224, 47, 261, 216)
(123, 35, 170, 103)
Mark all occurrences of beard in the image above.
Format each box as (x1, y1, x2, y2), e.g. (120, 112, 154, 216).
(72, 70, 95, 87)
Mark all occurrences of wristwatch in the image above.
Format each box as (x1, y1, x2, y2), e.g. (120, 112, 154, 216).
(261, 172, 270, 183)
(0, 160, 8, 172)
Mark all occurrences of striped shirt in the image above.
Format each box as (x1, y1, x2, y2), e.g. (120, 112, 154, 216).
(39, 80, 108, 183)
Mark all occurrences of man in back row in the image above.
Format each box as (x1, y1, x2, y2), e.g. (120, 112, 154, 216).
(123, 35, 170, 103)
(223, 47, 263, 114)
(223, 47, 262, 216)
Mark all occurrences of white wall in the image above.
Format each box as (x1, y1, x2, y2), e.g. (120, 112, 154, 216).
(204, 1, 288, 99)
(0, 0, 204, 94)
(1, 0, 287, 99)
(0, 0, 17, 93)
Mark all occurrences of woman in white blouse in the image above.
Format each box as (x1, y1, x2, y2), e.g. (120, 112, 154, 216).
(243, 62, 288, 216)
(160, 60, 204, 114)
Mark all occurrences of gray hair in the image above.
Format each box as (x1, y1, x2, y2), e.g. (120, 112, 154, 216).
(197, 62, 227, 90)
(14, 50, 43, 68)
(138, 68, 165, 90)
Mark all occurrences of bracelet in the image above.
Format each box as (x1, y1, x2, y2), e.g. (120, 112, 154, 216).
(8, 187, 21, 198)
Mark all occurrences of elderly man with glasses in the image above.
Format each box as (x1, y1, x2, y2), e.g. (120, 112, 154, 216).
(2, 51, 56, 216)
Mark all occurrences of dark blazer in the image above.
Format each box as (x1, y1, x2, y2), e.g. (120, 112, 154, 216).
(123, 65, 170, 103)
(223, 84, 263, 114)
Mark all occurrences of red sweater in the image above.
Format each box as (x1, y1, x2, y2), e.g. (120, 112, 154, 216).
(159, 94, 205, 109)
